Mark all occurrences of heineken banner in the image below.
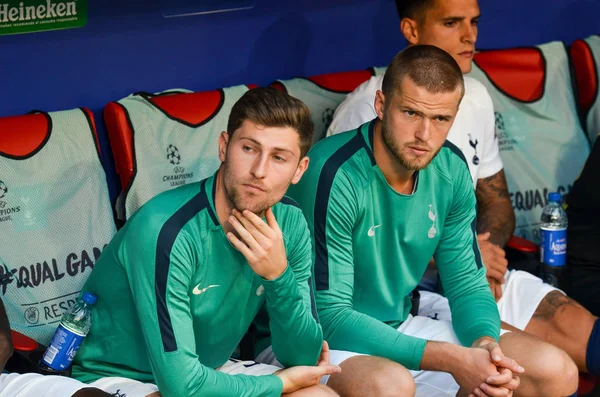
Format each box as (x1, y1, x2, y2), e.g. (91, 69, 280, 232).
(0, 0, 87, 36)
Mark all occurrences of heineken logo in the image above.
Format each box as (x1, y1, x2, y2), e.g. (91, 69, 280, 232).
(0, 0, 87, 36)
(0, 1, 78, 22)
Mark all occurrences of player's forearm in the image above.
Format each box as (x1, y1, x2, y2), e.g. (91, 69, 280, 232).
(154, 354, 282, 397)
(269, 314, 323, 367)
(319, 306, 427, 370)
(445, 270, 501, 346)
(475, 171, 516, 247)
(477, 199, 515, 247)
(264, 266, 323, 366)
(420, 340, 469, 374)
(0, 332, 12, 371)
(0, 300, 13, 370)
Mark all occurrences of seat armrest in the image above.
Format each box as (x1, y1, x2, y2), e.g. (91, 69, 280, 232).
(506, 235, 538, 254)
(11, 330, 38, 352)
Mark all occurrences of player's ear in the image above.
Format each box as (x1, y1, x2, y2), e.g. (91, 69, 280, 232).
(401, 17, 419, 45)
(218, 131, 229, 162)
(374, 90, 386, 121)
(291, 156, 309, 185)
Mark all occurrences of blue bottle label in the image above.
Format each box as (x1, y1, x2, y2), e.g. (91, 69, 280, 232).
(41, 324, 85, 370)
(540, 227, 567, 267)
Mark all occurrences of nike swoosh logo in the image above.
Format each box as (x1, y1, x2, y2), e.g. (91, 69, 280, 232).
(367, 224, 381, 237)
(192, 284, 220, 295)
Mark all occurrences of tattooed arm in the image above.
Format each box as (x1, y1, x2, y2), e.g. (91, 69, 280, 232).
(475, 169, 515, 248)
(476, 170, 515, 298)
(0, 299, 13, 371)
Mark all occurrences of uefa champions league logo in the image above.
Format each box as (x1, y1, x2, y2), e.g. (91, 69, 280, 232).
(162, 145, 193, 186)
(167, 145, 181, 165)
(0, 181, 7, 200)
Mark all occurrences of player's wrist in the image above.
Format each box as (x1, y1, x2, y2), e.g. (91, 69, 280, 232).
(471, 336, 497, 349)
(421, 340, 467, 374)
(274, 371, 294, 394)
(261, 263, 288, 281)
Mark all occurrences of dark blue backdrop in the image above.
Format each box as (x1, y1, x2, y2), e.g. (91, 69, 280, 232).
(0, 0, 597, 200)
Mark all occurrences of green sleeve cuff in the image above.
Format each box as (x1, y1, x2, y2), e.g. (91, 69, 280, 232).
(262, 374, 284, 396)
(411, 337, 428, 371)
(262, 264, 295, 295)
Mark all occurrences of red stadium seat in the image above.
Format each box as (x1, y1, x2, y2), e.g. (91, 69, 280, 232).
(474, 45, 596, 394)
(473, 47, 546, 102)
(105, 86, 253, 220)
(571, 37, 600, 145)
(105, 89, 232, 191)
(470, 42, 590, 244)
(571, 39, 598, 119)
(105, 87, 258, 192)
(271, 70, 374, 142)
(0, 109, 100, 159)
(271, 70, 373, 94)
(0, 108, 115, 374)
(579, 372, 599, 395)
(11, 330, 38, 352)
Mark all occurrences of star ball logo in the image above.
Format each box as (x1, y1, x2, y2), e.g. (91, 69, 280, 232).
(495, 111, 505, 132)
(322, 108, 334, 131)
(167, 145, 181, 165)
(0, 180, 7, 200)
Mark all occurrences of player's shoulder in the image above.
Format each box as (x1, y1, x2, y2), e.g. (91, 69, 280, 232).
(463, 75, 494, 110)
(273, 196, 310, 237)
(430, 140, 470, 183)
(130, 182, 212, 237)
(314, 124, 376, 177)
(309, 127, 365, 164)
(139, 183, 201, 215)
(274, 196, 303, 219)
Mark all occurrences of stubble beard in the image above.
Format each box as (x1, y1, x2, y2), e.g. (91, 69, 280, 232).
(222, 163, 274, 217)
(381, 119, 441, 171)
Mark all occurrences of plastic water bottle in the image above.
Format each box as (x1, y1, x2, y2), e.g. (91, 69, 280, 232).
(39, 292, 96, 371)
(539, 192, 568, 288)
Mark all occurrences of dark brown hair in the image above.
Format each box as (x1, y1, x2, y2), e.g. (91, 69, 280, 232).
(227, 87, 314, 158)
(394, 0, 437, 22)
(382, 45, 465, 103)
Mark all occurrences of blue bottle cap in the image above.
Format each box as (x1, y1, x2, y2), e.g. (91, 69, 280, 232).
(81, 292, 97, 305)
(548, 192, 562, 202)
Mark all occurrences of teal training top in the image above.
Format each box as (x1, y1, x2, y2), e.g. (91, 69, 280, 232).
(288, 120, 500, 371)
(72, 172, 322, 397)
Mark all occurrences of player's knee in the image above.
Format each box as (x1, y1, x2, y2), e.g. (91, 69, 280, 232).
(560, 351, 580, 395)
(309, 384, 340, 396)
(531, 345, 579, 395)
(370, 362, 416, 397)
(284, 384, 339, 397)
